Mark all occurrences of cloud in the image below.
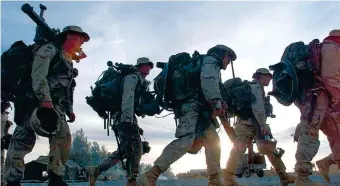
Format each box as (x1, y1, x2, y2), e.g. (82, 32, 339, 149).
(2, 1, 339, 174)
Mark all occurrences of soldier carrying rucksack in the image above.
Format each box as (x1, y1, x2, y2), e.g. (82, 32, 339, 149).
(223, 68, 295, 186)
(87, 57, 155, 186)
(269, 29, 340, 186)
(3, 25, 90, 186)
(1, 101, 12, 186)
(139, 44, 237, 186)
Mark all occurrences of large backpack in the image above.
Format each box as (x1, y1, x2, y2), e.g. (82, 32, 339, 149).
(85, 61, 139, 119)
(1, 40, 42, 102)
(269, 39, 323, 106)
(153, 51, 204, 110)
(222, 78, 255, 119)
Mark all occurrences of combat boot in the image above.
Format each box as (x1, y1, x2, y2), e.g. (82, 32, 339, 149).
(223, 172, 244, 186)
(293, 170, 323, 186)
(316, 156, 333, 182)
(208, 173, 223, 186)
(137, 165, 163, 186)
(48, 171, 68, 186)
(88, 166, 101, 186)
(278, 172, 295, 186)
(127, 179, 140, 186)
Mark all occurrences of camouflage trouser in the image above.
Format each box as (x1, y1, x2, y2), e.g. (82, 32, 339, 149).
(3, 115, 71, 182)
(294, 90, 340, 176)
(110, 121, 142, 180)
(98, 151, 125, 173)
(154, 101, 221, 176)
(225, 121, 287, 175)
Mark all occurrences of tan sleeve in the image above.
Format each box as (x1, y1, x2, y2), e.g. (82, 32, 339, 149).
(200, 57, 222, 102)
(250, 84, 266, 125)
(31, 43, 57, 102)
(120, 74, 139, 123)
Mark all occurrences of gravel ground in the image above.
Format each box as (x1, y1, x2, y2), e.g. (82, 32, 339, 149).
(21, 175, 340, 186)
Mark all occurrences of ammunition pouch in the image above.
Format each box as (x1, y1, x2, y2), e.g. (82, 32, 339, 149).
(142, 141, 151, 154)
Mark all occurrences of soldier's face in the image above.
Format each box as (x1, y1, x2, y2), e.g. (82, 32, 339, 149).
(67, 33, 85, 52)
(222, 54, 230, 70)
(139, 64, 152, 77)
(260, 74, 272, 86)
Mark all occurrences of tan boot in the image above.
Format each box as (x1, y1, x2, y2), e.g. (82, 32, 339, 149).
(137, 166, 163, 186)
(294, 170, 324, 186)
(223, 171, 244, 186)
(293, 177, 324, 186)
(87, 166, 101, 186)
(278, 172, 295, 186)
(208, 173, 223, 186)
(126, 180, 140, 186)
(316, 156, 333, 182)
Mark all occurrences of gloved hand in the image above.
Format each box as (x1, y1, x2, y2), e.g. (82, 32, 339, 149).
(261, 124, 271, 137)
(41, 101, 53, 109)
(210, 99, 227, 117)
(67, 112, 76, 122)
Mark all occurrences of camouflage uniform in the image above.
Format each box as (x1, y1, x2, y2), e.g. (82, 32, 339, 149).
(1, 104, 12, 186)
(1, 112, 9, 174)
(224, 68, 295, 186)
(138, 45, 237, 186)
(3, 26, 89, 186)
(88, 57, 154, 186)
(293, 30, 340, 186)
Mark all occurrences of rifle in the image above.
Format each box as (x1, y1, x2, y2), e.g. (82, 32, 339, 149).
(219, 116, 236, 143)
(220, 60, 237, 143)
(21, 3, 87, 62)
(21, 3, 59, 42)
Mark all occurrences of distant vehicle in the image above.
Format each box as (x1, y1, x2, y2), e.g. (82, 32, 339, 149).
(235, 152, 267, 178)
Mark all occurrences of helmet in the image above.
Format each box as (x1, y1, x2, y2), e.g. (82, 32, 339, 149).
(256, 139, 277, 155)
(30, 107, 60, 137)
(207, 44, 237, 61)
(329, 29, 340, 36)
(60, 25, 90, 42)
(252, 68, 272, 79)
(136, 57, 154, 69)
(268, 60, 298, 106)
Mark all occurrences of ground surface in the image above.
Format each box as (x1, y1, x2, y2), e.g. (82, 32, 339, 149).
(21, 175, 340, 186)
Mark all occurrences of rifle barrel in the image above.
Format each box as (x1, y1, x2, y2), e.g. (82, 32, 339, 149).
(21, 3, 55, 41)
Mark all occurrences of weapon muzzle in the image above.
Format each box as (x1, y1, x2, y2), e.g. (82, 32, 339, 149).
(21, 3, 55, 41)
